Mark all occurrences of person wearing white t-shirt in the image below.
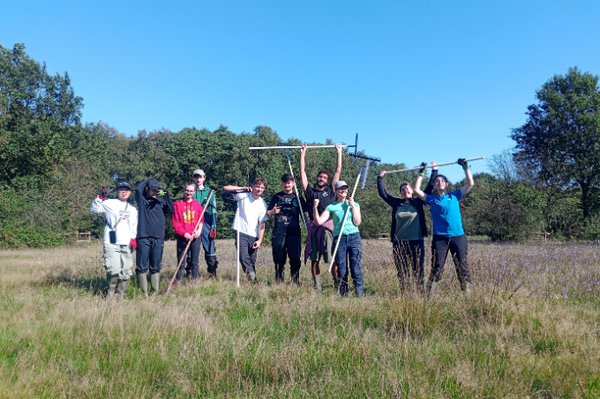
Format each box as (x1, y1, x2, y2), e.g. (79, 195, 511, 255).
(223, 178, 269, 283)
(90, 181, 138, 299)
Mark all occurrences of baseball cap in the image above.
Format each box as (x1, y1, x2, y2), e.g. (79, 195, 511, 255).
(147, 178, 161, 190)
(334, 180, 349, 189)
(115, 181, 131, 191)
(192, 169, 205, 177)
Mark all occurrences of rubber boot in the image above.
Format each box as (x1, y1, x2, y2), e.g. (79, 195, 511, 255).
(137, 273, 148, 298)
(207, 258, 218, 278)
(248, 271, 258, 284)
(465, 282, 474, 296)
(116, 279, 128, 299)
(275, 265, 284, 284)
(427, 280, 440, 299)
(106, 273, 118, 299)
(150, 273, 160, 294)
(313, 275, 323, 292)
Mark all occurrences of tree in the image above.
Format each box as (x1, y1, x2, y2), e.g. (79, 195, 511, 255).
(511, 67, 600, 220)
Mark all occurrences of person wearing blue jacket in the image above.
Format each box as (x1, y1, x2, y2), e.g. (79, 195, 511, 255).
(414, 159, 475, 297)
(377, 162, 437, 295)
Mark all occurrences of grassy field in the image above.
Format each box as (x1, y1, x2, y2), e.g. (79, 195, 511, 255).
(1, 239, 600, 398)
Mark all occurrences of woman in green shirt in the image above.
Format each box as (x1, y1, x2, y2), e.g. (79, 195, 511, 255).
(313, 180, 363, 298)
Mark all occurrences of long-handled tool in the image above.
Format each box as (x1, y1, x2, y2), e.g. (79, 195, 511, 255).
(329, 172, 362, 272)
(166, 190, 214, 294)
(384, 156, 485, 174)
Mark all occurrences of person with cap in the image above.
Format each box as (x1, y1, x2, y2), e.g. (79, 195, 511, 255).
(299, 143, 343, 291)
(377, 162, 437, 295)
(266, 174, 308, 284)
(413, 159, 475, 297)
(191, 169, 219, 278)
(172, 181, 204, 287)
(312, 180, 364, 298)
(90, 181, 138, 299)
(223, 178, 269, 284)
(135, 178, 175, 296)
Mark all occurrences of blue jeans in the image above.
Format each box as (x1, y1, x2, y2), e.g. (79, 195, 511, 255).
(333, 232, 363, 298)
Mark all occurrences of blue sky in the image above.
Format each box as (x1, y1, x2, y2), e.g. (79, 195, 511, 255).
(2, 0, 599, 182)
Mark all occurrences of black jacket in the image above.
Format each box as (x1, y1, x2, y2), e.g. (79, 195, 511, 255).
(377, 170, 437, 242)
(135, 179, 175, 239)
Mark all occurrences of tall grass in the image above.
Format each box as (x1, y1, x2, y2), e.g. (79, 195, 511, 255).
(1, 240, 600, 398)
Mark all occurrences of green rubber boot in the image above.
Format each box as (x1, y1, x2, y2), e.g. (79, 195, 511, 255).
(150, 273, 160, 294)
(106, 273, 119, 299)
(313, 275, 323, 292)
(137, 273, 148, 298)
(116, 279, 128, 299)
(247, 271, 258, 284)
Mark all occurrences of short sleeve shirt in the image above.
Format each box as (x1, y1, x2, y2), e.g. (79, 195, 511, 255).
(325, 201, 360, 236)
(268, 192, 307, 236)
(425, 189, 464, 237)
(305, 184, 335, 221)
(231, 193, 269, 238)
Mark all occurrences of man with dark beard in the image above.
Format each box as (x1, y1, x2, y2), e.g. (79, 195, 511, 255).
(300, 143, 343, 291)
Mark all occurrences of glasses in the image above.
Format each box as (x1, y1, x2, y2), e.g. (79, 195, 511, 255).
(337, 187, 349, 191)
(184, 190, 195, 193)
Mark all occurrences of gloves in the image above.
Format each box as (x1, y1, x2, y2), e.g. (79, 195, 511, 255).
(158, 188, 167, 197)
(418, 162, 428, 177)
(209, 229, 217, 240)
(99, 188, 110, 199)
(129, 239, 137, 251)
(457, 158, 468, 170)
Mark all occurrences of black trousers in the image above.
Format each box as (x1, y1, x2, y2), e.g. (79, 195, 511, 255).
(271, 234, 302, 283)
(235, 232, 258, 274)
(430, 234, 470, 288)
(136, 237, 164, 274)
(392, 239, 425, 289)
(176, 236, 202, 280)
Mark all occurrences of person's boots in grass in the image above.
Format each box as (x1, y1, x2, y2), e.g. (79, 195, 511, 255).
(313, 275, 323, 292)
(150, 273, 160, 294)
(464, 282, 474, 296)
(247, 271, 258, 284)
(274, 264, 284, 284)
(116, 279, 128, 299)
(106, 273, 118, 299)
(137, 273, 149, 298)
(207, 259, 218, 279)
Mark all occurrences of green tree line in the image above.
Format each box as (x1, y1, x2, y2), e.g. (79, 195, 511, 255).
(2, 44, 600, 247)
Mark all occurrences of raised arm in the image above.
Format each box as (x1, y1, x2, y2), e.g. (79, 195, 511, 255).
(458, 158, 475, 196)
(376, 171, 395, 206)
(413, 162, 427, 201)
(300, 144, 309, 191)
(332, 144, 343, 186)
(223, 185, 251, 193)
(423, 161, 438, 196)
(312, 199, 330, 226)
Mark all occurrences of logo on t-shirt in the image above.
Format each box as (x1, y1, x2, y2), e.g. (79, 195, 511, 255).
(322, 192, 328, 198)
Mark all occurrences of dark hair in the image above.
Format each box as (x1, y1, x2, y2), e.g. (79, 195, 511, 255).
(281, 174, 294, 183)
(316, 169, 331, 180)
(185, 181, 196, 189)
(253, 177, 267, 187)
(435, 174, 448, 183)
(399, 182, 411, 192)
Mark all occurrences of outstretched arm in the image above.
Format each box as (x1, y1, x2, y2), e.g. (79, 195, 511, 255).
(223, 185, 251, 193)
(332, 144, 343, 187)
(423, 161, 438, 196)
(312, 199, 330, 226)
(413, 162, 427, 201)
(458, 158, 475, 196)
(300, 144, 309, 191)
(377, 171, 395, 206)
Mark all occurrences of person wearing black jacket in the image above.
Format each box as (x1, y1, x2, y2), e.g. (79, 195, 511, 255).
(135, 178, 175, 296)
(377, 162, 437, 294)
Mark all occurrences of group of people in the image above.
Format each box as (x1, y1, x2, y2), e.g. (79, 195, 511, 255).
(91, 145, 475, 299)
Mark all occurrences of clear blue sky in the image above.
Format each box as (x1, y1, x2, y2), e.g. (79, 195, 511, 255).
(2, 0, 599, 182)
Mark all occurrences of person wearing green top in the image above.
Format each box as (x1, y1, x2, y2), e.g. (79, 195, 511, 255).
(192, 169, 219, 278)
(313, 180, 363, 298)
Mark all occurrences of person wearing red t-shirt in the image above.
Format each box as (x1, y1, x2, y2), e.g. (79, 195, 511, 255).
(172, 182, 204, 286)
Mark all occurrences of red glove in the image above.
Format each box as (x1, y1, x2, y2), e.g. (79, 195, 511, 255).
(99, 188, 109, 199)
(209, 229, 217, 240)
(129, 239, 137, 251)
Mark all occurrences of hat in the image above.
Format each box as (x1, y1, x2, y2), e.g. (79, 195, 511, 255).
(115, 181, 131, 191)
(334, 180, 349, 189)
(192, 169, 205, 177)
(147, 178, 161, 190)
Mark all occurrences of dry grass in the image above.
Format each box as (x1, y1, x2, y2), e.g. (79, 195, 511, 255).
(1, 239, 600, 398)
